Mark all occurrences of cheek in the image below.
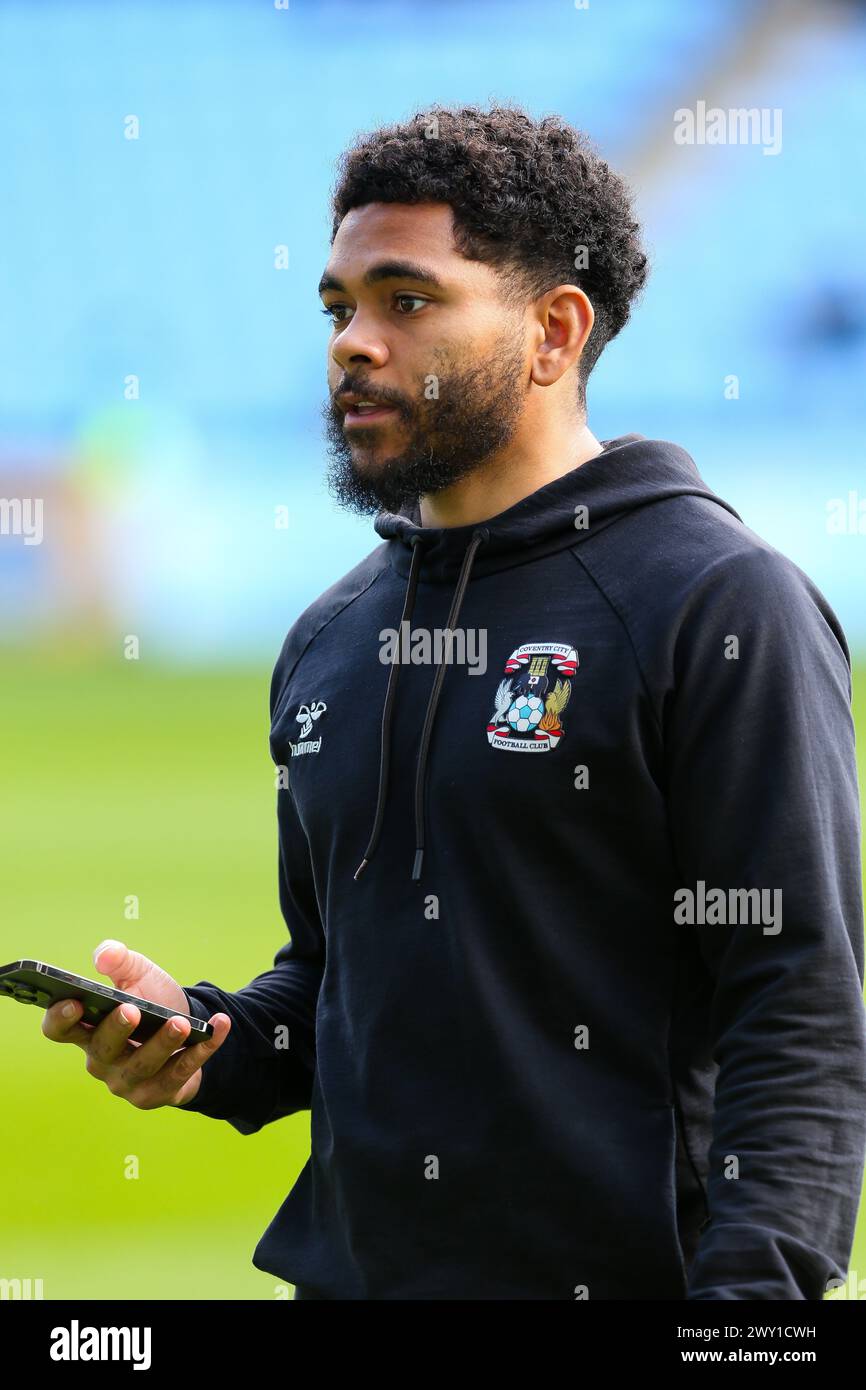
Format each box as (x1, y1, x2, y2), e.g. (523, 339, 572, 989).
(418, 334, 467, 385)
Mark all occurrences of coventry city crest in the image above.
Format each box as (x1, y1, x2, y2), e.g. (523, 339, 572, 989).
(486, 641, 577, 753)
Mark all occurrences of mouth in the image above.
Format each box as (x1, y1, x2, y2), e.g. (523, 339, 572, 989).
(343, 403, 397, 428)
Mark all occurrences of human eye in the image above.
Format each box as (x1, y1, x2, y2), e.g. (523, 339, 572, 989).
(394, 294, 430, 315)
(320, 303, 354, 325)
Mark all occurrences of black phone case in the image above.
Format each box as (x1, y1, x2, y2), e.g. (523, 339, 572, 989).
(0, 960, 213, 1047)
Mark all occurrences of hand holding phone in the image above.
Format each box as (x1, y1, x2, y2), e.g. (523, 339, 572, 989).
(38, 940, 231, 1111)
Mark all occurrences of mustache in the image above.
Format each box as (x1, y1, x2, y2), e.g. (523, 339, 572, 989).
(331, 381, 411, 414)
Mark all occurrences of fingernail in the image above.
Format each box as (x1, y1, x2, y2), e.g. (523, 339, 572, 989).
(119, 1007, 133, 1026)
(62, 1001, 77, 1019)
(169, 1019, 184, 1035)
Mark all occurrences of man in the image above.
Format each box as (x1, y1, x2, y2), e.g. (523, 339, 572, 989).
(44, 104, 866, 1300)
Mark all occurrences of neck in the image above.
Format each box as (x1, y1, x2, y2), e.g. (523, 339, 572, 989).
(418, 419, 603, 529)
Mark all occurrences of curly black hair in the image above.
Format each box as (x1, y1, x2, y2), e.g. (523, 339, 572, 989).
(330, 102, 649, 410)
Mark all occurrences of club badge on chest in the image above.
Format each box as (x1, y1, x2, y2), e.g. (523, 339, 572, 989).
(486, 641, 577, 752)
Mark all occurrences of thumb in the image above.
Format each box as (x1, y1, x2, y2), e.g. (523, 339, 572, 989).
(92, 939, 152, 990)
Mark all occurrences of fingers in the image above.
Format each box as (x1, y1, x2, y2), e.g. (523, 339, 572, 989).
(84, 1002, 142, 1072)
(162, 1013, 232, 1088)
(126, 1013, 232, 1106)
(42, 985, 232, 1111)
(113, 1011, 194, 1089)
(42, 997, 98, 1050)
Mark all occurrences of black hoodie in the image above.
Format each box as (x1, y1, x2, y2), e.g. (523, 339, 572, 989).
(181, 434, 866, 1300)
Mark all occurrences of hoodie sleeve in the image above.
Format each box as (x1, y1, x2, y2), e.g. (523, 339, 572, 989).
(178, 779, 324, 1135)
(664, 545, 866, 1300)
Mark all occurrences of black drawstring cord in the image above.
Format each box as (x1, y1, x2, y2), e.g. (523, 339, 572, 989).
(353, 533, 426, 881)
(411, 526, 488, 882)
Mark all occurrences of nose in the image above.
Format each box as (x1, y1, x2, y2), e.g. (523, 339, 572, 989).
(330, 312, 390, 372)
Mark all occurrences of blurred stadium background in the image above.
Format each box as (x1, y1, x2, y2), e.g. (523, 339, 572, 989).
(1, 0, 865, 1300)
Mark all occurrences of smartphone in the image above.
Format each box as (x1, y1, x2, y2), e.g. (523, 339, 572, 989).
(0, 960, 213, 1048)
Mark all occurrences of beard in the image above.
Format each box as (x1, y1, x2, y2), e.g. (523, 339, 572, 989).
(321, 333, 528, 516)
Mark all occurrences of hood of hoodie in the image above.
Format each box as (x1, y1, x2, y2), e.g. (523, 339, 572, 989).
(372, 433, 742, 584)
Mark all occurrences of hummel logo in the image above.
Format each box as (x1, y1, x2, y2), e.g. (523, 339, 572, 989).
(291, 700, 327, 756)
(297, 701, 327, 738)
